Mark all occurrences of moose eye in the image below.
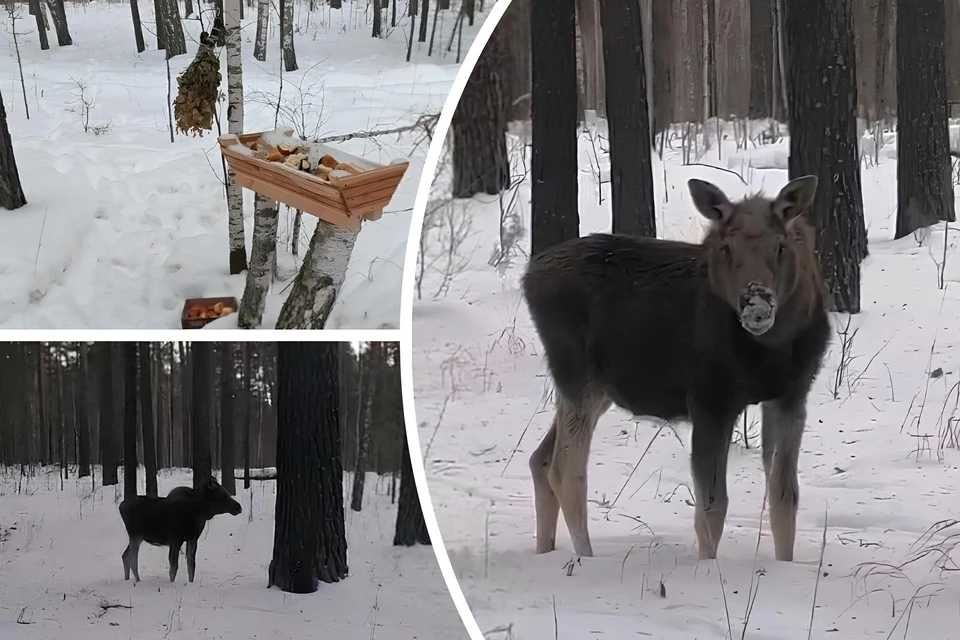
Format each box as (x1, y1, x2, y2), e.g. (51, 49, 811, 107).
(721, 245, 732, 262)
(777, 243, 786, 259)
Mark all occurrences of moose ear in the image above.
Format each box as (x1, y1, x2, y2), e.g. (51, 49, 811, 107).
(206, 477, 218, 489)
(773, 175, 818, 221)
(688, 179, 734, 221)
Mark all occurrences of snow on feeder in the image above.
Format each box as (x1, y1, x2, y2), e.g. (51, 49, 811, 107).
(218, 128, 410, 230)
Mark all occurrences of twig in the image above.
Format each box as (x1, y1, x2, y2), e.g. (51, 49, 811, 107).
(807, 507, 828, 640)
(314, 113, 439, 145)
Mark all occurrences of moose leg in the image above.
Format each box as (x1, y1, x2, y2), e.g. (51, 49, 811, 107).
(529, 420, 560, 553)
(127, 537, 142, 584)
(761, 397, 806, 561)
(186, 540, 198, 583)
(121, 543, 131, 581)
(168, 541, 183, 583)
(690, 408, 735, 560)
(550, 392, 610, 558)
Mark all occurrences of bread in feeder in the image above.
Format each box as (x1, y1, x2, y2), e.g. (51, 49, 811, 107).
(283, 153, 311, 171)
(334, 162, 361, 175)
(319, 154, 338, 169)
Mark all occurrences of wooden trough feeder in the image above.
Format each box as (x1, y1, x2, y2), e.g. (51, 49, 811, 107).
(181, 296, 239, 329)
(218, 128, 410, 230)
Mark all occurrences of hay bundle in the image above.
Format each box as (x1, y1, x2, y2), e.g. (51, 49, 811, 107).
(174, 44, 221, 137)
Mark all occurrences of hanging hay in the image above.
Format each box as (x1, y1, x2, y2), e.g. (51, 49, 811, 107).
(174, 44, 221, 137)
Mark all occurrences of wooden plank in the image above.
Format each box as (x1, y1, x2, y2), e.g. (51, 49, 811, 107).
(226, 157, 347, 209)
(344, 184, 399, 209)
(333, 162, 409, 189)
(234, 174, 360, 230)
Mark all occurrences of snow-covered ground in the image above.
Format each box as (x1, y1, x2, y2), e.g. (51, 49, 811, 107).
(0, 0, 486, 329)
(0, 467, 467, 639)
(413, 119, 960, 639)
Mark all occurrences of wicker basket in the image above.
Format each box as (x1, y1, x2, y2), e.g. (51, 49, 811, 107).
(218, 128, 409, 230)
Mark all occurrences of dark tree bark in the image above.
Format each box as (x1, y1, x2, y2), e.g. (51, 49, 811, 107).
(530, 0, 579, 256)
(242, 342, 251, 489)
(372, 0, 382, 37)
(157, 0, 187, 58)
(123, 343, 138, 500)
(0, 92, 26, 211)
(192, 342, 213, 486)
(280, 0, 298, 72)
(220, 343, 237, 495)
(128, 0, 145, 53)
(30, 0, 49, 51)
(599, 0, 656, 237)
(77, 344, 90, 478)
(393, 434, 430, 546)
(269, 343, 347, 594)
(185, 0, 194, 17)
(46, 0, 71, 47)
(418, 0, 429, 42)
(350, 346, 376, 512)
(140, 343, 158, 498)
(650, 0, 672, 136)
(895, 0, 956, 238)
(465, 0, 475, 25)
(452, 31, 509, 198)
(749, 0, 774, 119)
(785, 0, 867, 313)
(99, 343, 119, 486)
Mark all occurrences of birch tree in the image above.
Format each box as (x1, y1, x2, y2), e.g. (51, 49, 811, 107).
(225, 0, 247, 274)
(238, 195, 280, 328)
(274, 221, 358, 329)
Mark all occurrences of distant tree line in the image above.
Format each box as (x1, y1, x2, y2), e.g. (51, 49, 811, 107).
(0, 342, 406, 489)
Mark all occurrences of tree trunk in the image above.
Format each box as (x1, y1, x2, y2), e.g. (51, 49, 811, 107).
(0, 92, 26, 211)
(30, 0, 49, 51)
(452, 30, 509, 198)
(749, 0, 774, 119)
(44, 0, 71, 47)
(254, 0, 269, 61)
(238, 195, 280, 328)
(127, 0, 144, 52)
(140, 343, 158, 498)
(393, 433, 430, 546)
(123, 343, 138, 500)
(350, 347, 376, 512)
(243, 342, 252, 489)
(785, 0, 867, 313)
(600, 0, 656, 237)
(651, 0, 672, 135)
(530, 0, 579, 256)
(77, 344, 90, 478)
(373, 0, 382, 37)
(418, 0, 429, 41)
(465, 0, 475, 25)
(269, 343, 347, 593)
(192, 343, 213, 486)
(185, 0, 194, 17)
(895, 0, 956, 238)
(275, 222, 358, 329)
(99, 344, 119, 486)
(225, 0, 248, 274)
(159, 0, 187, 58)
(281, 0, 298, 72)
(220, 343, 237, 495)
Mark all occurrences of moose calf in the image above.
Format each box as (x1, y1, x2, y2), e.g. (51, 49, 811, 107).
(119, 476, 242, 584)
(523, 176, 830, 562)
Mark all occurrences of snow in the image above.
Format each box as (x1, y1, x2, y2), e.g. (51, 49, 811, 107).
(0, 467, 466, 639)
(413, 118, 960, 638)
(0, 1, 488, 329)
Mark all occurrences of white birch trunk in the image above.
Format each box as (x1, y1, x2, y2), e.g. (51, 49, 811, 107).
(238, 194, 279, 328)
(225, 0, 247, 275)
(275, 220, 358, 329)
(254, 0, 269, 61)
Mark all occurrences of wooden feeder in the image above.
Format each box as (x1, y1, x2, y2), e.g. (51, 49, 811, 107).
(218, 128, 410, 231)
(181, 296, 238, 329)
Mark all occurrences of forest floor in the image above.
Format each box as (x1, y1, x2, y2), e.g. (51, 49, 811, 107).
(413, 119, 960, 639)
(0, 0, 483, 329)
(0, 466, 464, 639)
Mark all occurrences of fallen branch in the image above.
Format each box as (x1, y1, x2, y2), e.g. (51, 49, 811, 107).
(97, 601, 133, 618)
(314, 113, 439, 147)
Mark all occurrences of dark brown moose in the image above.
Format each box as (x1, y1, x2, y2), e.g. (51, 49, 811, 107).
(522, 176, 830, 561)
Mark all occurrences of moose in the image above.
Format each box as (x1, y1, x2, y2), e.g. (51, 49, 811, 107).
(119, 476, 242, 584)
(522, 176, 830, 562)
